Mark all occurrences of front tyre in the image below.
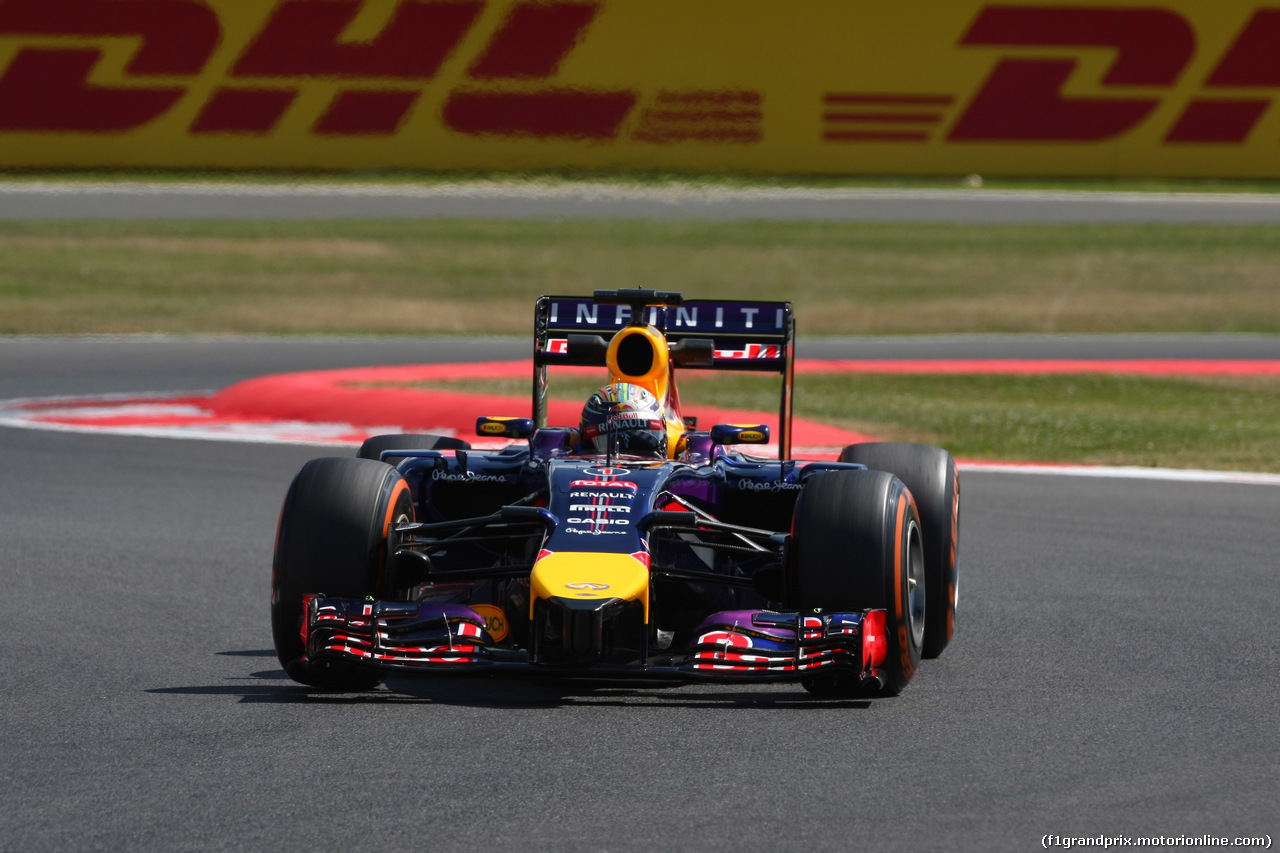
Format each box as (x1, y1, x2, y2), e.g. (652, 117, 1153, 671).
(790, 469, 925, 697)
(839, 442, 959, 659)
(271, 457, 415, 690)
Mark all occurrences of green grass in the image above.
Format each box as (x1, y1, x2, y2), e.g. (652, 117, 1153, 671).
(4, 219, 1280, 335)
(756, 373, 1280, 472)
(398, 373, 1280, 472)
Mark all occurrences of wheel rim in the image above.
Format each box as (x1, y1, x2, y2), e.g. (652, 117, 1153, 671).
(906, 519, 926, 649)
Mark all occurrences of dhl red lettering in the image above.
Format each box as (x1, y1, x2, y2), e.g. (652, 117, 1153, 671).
(227, 0, 483, 136)
(822, 92, 954, 144)
(0, 0, 218, 75)
(961, 6, 1192, 85)
(1165, 99, 1269, 144)
(314, 89, 421, 135)
(1163, 10, 1280, 145)
(446, 1, 637, 139)
(0, 0, 218, 132)
(467, 2, 600, 79)
(949, 7, 1194, 143)
(442, 89, 637, 139)
(1207, 10, 1280, 87)
(191, 87, 298, 135)
(233, 0, 483, 80)
(0, 49, 184, 132)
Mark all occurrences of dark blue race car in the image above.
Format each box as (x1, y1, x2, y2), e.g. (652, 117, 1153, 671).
(271, 289, 960, 696)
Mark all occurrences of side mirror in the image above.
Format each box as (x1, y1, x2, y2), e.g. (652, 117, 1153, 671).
(476, 416, 535, 439)
(710, 423, 770, 445)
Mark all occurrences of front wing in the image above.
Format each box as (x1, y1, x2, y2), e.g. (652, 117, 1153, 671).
(301, 595, 889, 686)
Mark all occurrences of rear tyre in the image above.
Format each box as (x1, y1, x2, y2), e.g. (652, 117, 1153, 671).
(839, 442, 959, 659)
(271, 457, 415, 690)
(790, 469, 924, 697)
(357, 433, 469, 465)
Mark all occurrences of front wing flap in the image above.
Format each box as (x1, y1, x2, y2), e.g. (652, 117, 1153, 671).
(302, 595, 888, 686)
(304, 595, 493, 667)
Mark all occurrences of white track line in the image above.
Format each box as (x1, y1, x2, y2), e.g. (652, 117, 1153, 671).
(956, 461, 1280, 486)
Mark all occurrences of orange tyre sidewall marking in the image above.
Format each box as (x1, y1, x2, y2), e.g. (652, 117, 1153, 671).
(378, 478, 413, 599)
(382, 478, 413, 537)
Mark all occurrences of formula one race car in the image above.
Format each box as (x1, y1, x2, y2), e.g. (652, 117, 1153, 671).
(271, 290, 960, 696)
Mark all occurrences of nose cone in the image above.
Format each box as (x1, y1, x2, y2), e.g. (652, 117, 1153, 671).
(529, 551, 649, 622)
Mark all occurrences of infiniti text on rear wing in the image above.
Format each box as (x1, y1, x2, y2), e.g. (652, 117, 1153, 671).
(534, 296, 794, 371)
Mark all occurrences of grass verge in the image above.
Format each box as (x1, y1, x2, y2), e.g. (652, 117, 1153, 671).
(401, 373, 1280, 473)
(4, 219, 1280, 335)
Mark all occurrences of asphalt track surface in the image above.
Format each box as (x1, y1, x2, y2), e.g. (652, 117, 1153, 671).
(2, 338, 1278, 851)
(11, 180, 1280, 222)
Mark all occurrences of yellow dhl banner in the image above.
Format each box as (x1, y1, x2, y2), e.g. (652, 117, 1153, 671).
(2, 0, 1280, 176)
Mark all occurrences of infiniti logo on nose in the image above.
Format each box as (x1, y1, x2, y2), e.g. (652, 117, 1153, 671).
(565, 582, 610, 590)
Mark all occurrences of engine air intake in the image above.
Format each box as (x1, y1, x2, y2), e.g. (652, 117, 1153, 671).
(616, 331, 655, 377)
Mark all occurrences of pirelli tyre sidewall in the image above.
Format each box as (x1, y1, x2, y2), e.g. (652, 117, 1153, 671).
(271, 457, 415, 690)
(790, 469, 924, 697)
(357, 432, 471, 465)
(839, 442, 959, 659)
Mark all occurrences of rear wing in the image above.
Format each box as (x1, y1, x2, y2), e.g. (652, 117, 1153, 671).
(532, 292, 796, 458)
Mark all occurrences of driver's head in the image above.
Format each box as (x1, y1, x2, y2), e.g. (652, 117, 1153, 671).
(579, 382, 668, 458)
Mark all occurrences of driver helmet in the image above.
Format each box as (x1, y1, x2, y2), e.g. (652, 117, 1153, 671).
(579, 382, 668, 458)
